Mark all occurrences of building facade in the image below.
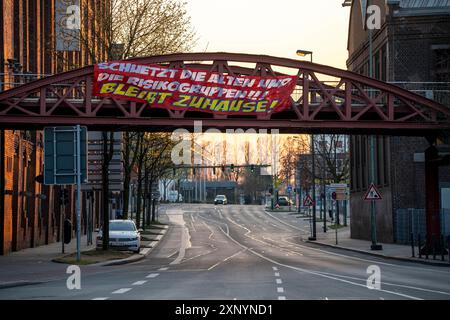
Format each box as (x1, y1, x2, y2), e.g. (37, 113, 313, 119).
(0, 0, 110, 254)
(346, 0, 450, 243)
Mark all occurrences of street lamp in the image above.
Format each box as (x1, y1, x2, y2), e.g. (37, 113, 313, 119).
(296, 49, 316, 240)
(296, 50, 313, 63)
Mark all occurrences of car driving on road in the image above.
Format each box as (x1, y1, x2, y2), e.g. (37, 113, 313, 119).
(277, 196, 291, 206)
(214, 194, 228, 205)
(96, 220, 141, 253)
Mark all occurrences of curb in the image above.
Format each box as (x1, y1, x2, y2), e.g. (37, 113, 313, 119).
(0, 280, 45, 290)
(96, 225, 169, 267)
(306, 240, 450, 267)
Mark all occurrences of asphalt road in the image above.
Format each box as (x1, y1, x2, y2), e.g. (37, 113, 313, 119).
(1, 204, 450, 300)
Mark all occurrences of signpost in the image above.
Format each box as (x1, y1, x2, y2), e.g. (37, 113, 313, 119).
(44, 126, 87, 261)
(364, 183, 383, 250)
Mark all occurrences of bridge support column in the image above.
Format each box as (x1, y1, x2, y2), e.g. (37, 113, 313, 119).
(422, 140, 443, 255)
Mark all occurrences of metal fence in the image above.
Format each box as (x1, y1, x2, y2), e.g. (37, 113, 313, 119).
(395, 208, 450, 244)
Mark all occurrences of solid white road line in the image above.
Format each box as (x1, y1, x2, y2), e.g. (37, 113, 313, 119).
(112, 288, 132, 294)
(146, 273, 160, 278)
(170, 226, 189, 265)
(208, 249, 247, 271)
(158, 267, 169, 271)
(277, 287, 285, 293)
(276, 279, 283, 284)
(132, 280, 147, 286)
(215, 218, 424, 300)
(92, 297, 109, 300)
(266, 210, 450, 275)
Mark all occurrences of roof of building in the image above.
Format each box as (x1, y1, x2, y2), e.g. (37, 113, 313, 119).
(388, 0, 450, 15)
(396, 0, 450, 8)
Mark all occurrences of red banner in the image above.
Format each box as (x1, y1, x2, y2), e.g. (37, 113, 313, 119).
(93, 61, 297, 115)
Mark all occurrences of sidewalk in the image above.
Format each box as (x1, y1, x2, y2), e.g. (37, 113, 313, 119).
(0, 235, 96, 288)
(0, 218, 170, 287)
(307, 221, 450, 266)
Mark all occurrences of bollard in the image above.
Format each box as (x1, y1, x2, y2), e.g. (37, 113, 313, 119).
(410, 233, 415, 258)
(418, 234, 422, 259)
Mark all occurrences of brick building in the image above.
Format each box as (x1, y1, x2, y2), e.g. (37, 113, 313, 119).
(0, 0, 109, 254)
(345, 0, 450, 243)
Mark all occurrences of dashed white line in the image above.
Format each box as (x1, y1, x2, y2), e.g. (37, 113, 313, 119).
(274, 272, 280, 277)
(112, 288, 132, 294)
(92, 297, 109, 300)
(278, 296, 286, 300)
(276, 279, 283, 284)
(272, 267, 278, 271)
(132, 280, 147, 285)
(146, 273, 160, 278)
(158, 267, 169, 271)
(277, 287, 285, 293)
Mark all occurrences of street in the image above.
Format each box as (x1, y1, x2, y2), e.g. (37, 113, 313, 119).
(1, 204, 450, 300)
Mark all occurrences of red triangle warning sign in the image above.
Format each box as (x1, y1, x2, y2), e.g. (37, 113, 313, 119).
(364, 183, 382, 200)
(303, 195, 314, 206)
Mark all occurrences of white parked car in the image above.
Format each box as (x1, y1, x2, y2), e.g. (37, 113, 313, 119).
(96, 220, 141, 253)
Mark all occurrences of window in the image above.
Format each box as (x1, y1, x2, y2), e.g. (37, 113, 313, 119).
(6, 156, 13, 172)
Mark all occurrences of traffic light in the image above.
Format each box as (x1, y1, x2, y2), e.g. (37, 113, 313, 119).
(250, 164, 255, 173)
(230, 164, 234, 172)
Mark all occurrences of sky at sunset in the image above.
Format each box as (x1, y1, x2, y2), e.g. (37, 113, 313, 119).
(186, 0, 351, 69)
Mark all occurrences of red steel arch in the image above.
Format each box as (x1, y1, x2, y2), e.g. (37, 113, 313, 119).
(0, 52, 449, 134)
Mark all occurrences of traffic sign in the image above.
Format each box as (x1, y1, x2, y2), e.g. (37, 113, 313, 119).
(303, 194, 314, 207)
(287, 185, 292, 193)
(328, 183, 349, 201)
(364, 183, 382, 200)
(43, 126, 87, 185)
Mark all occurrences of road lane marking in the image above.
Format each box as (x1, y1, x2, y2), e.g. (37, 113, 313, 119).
(272, 267, 278, 271)
(170, 225, 190, 265)
(274, 272, 280, 277)
(112, 288, 132, 294)
(132, 280, 147, 285)
(314, 271, 450, 296)
(278, 296, 286, 300)
(277, 287, 284, 293)
(158, 267, 169, 271)
(166, 250, 178, 258)
(92, 297, 109, 300)
(215, 218, 424, 300)
(208, 249, 247, 271)
(146, 273, 160, 278)
(266, 212, 450, 275)
(276, 279, 283, 284)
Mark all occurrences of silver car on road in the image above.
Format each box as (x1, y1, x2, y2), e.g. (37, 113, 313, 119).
(96, 220, 141, 253)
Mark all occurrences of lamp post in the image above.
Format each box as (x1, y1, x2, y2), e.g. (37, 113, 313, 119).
(296, 50, 313, 63)
(367, 4, 382, 251)
(297, 49, 316, 240)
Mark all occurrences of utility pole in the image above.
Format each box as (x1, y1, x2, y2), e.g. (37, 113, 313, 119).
(309, 134, 317, 241)
(368, 15, 382, 251)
